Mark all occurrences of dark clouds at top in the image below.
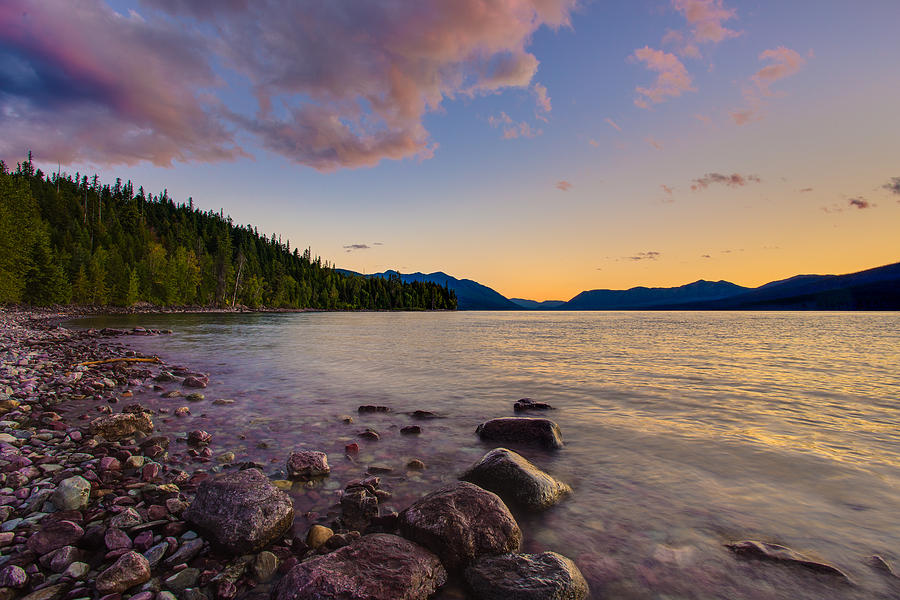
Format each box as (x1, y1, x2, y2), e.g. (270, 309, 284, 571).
(0, 0, 576, 170)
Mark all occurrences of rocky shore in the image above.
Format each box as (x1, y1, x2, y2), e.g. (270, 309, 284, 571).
(0, 308, 589, 600)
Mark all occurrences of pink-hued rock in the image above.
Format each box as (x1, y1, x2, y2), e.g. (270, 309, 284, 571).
(399, 482, 521, 571)
(95, 551, 151, 594)
(183, 468, 293, 554)
(182, 376, 208, 389)
(273, 534, 446, 600)
(89, 412, 153, 441)
(26, 520, 84, 555)
(286, 451, 330, 480)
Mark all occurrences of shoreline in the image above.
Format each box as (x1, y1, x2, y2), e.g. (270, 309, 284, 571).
(0, 308, 589, 600)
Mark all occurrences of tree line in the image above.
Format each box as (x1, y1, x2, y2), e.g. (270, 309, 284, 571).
(0, 154, 456, 311)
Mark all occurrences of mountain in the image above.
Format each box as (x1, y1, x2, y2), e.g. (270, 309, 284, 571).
(560, 280, 749, 310)
(662, 262, 900, 310)
(509, 298, 566, 309)
(338, 270, 520, 310)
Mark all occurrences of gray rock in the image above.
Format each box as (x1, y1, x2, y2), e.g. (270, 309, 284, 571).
(286, 451, 330, 480)
(51, 476, 91, 511)
(164, 538, 204, 567)
(183, 468, 294, 554)
(273, 534, 446, 600)
(460, 448, 571, 510)
(464, 552, 589, 600)
(164, 567, 200, 593)
(475, 418, 563, 449)
(62, 561, 90, 580)
(726, 540, 850, 580)
(143, 542, 169, 568)
(95, 550, 152, 594)
(49, 545, 84, 572)
(399, 482, 521, 571)
(109, 507, 143, 529)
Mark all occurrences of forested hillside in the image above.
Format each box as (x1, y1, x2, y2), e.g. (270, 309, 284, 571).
(0, 154, 456, 310)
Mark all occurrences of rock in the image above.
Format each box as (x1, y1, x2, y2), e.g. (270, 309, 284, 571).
(726, 541, 850, 580)
(26, 520, 84, 554)
(253, 551, 278, 582)
(286, 451, 330, 480)
(49, 545, 84, 572)
(90, 412, 154, 441)
(186, 393, 205, 402)
(161, 391, 182, 399)
(305, 525, 333, 550)
(340, 483, 379, 532)
(399, 482, 521, 571)
(19, 583, 69, 600)
(164, 538, 204, 567)
(164, 567, 199, 593)
(182, 376, 207, 389)
(400, 426, 421, 435)
(410, 411, 438, 420)
(187, 430, 211, 446)
(0, 565, 27, 588)
(407, 459, 426, 471)
(110, 507, 143, 529)
(359, 429, 380, 441)
(105, 527, 133, 550)
(183, 468, 294, 554)
(460, 448, 571, 510)
(95, 550, 152, 594)
(367, 465, 393, 475)
(475, 417, 563, 449)
(513, 399, 554, 412)
(345, 443, 359, 455)
(273, 534, 446, 600)
(62, 561, 89, 579)
(357, 405, 390, 413)
(173, 407, 190, 417)
(51, 476, 91, 511)
(143, 542, 169, 568)
(868, 554, 896, 576)
(464, 552, 589, 600)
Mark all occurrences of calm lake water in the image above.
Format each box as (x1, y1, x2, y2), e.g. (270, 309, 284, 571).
(70, 311, 900, 599)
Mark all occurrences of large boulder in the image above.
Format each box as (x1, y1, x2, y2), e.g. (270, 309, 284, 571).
(464, 552, 589, 600)
(286, 451, 330, 480)
(89, 412, 153, 441)
(475, 417, 563, 449)
(398, 482, 521, 571)
(273, 534, 446, 600)
(460, 448, 571, 510)
(183, 468, 293, 554)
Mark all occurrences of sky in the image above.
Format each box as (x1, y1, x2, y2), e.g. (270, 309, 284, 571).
(1, 0, 899, 301)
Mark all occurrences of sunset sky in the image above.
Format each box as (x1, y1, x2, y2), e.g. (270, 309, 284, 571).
(2, 0, 898, 301)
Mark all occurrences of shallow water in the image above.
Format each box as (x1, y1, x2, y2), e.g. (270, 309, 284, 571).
(69, 311, 900, 599)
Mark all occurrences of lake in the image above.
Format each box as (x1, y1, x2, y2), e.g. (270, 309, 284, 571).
(68, 311, 900, 599)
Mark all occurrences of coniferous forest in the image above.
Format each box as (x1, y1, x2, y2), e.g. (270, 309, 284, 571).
(0, 155, 456, 311)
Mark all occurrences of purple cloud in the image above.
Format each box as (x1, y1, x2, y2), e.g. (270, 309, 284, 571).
(691, 172, 761, 190)
(1, 0, 577, 170)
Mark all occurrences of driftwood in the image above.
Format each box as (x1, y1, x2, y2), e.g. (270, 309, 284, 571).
(75, 357, 161, 367)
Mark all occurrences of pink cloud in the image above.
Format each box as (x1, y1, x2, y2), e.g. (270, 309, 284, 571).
(672, 0, 740, 45)
(732, 46, 808, 125)
(556, 180, 573, 191)
(661, 184, 674, 195)
(645, 137, 664, 150)
(533, 83, 552, 114)
(488, 112, 541, 139)
(632, 47, 695, 108)
(605, 117, 622, 131)
(0, 0, 577, 170)
(588, 139, 600, 147)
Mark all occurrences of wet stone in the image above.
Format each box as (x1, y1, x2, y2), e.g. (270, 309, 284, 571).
(475, 417, 564, 449)
(464, 552, 589, 600)
(286, 451, 330, 480)
(51, 476, 91, 511)
(460, 448, 572, 510)
(95, 551, 151, 594)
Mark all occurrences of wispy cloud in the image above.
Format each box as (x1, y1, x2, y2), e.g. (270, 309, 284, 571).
(605, 118, 622, 131)
(645, 136, 664, 150)
(661, 184, 674, 195)
(691, 172, 761, 190)
(488, 112, 541, 139)
(799, 187, 814, 193)
(343, 244, 372, 252)
(556, 180, 573, 191)
(732, 46, 808, 125)
(0, 0, 577, 170)
(533, 83, 552, 115)
(588, 139, 600, 147)
(883, 177, 900, 196)
(625, 251, 661, 261)
(822, 198, 876, 213)
(848, 197, 872, 209)
(672, 0, 740, 45)
(631, 47, 695, 108)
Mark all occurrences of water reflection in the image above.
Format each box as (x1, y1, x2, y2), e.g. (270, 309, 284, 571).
(69, 311, 900, 599)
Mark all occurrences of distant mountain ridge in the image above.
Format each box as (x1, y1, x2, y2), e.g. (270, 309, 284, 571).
(337, 269, 519, 310)
(339, 261, 900, 310)
(560, 279, 749, 310)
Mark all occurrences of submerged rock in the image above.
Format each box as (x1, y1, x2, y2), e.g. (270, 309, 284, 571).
(286, 451, 330, 480)
(460, 448, 571, 510)
(273, 534, 446, 600)
(183, 468, 294, 554)
(464, 552, 589, 600)
(475, 417, 564, 449)
(513, 398, 554, 412)
(399, 482, 521, 571)
(358, 405, 390, 413)
(89, 412, 154, 441)
(726, 540, 850, 580)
